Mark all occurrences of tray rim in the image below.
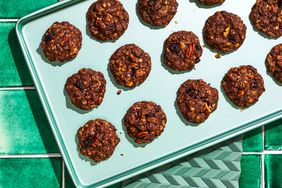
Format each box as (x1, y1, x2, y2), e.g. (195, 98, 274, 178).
(15, 0, 282, 187)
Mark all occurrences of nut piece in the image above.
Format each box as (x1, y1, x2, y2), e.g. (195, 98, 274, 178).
(266, 43, 282, 83)
(221, 65, 265, 108)
(109, 44, 152, 88)
(203, 11, 247, 53)
(86, 0, 129, 41)
(198, 0, 224, 5)
(250, 0, 282, 38)
(77, 119, 120, 162)
(177, 79, 219, 124)
(163, 31, 203, 71)
(41, 21, 82, 62)
(124, 101, 167, 144)
(65, 68, 106, 110)
(137, 0, 178, 27)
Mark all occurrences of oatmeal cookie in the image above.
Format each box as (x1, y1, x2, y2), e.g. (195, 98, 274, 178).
(41, 21, 82, 62)
(109, 44, 151, 88)
(124, 101, 167, 144)
(137, 0, 178, 27)
(177, 79, 219, 124)
(163, 31, 203, 71)
(77, 119, 120, 162)
(198, 0, 225, 6)
(250, 0, 282, 38)
(203, 11, 247, 53)
(266, 43, 282, 83)
(86, 0, 129, 41)
(65, 68, 106, 110)
(221, 65, 265, 108)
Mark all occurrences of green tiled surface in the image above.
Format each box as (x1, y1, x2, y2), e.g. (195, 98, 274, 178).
(239, 155, 261, 188)
(0, 0, 57, 18)
(265, 154, 282, 188)
(0, 90, 59, 154)
(0, 158, 61, 188)
(0, 22, 33, 86)
(243, 127, 262, 152)
(265, 118, 282, 150)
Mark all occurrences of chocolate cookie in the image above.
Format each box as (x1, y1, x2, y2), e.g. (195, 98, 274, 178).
(163, 31, 203, 71)
(198, 0, 225, 6)
(65, 68, 106, 110)
(266, 43, 282, 83)
(137, 0, 178, 27)
(221, 65, 265, 108)
(203, 11, 247, 53)
(109, 44, 151, 88)
(41, 21, 82, 62)
(177, 79, 218, 124)
(77, 119, 120, 162)
(250, 0, 282, 38)
(124, 101, 167, 144)
(86, 0, 129, 41)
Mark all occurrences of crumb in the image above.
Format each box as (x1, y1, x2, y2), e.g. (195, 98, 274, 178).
(175, 21, 178, 24)
(202, 45, 206, 48)
(215, 53, 221, 59)
(240, 109, 244, 112)
(119, 132, 122, 134)
(120, 154, 124, 156)
(117, 89, 122, 95)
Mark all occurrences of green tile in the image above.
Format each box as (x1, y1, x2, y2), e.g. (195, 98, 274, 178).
(0, 22, 33, 86)
(265, 118, 282, 150)
(0, 158, 61, 188)
(239, 155, 261, 188)
(65, 166, 122, 188)
(0, 0, 57, 18)
(265, 154, 282, 188)
(243, 127, 262, 152)
(0, 90, 59, 154)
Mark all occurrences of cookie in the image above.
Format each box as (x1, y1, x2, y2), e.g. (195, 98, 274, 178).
(177, 79, 218, 124)
(109, 44, 151, 88)
(265, 43, 282, 83)
(41, 21, 82, 62)
(203, 11, 247, 53)
(250, 0, 282, 38)
(77, 119, 120, 162)
(137, 0, 178, 27)
(221, 65, 265, 108)
(124, 101, 167, 144)
(86, 0, 129, 41)
(163, 31, 203, 71)
(65, 68, 106, 110)
(198, 0, 225, 6)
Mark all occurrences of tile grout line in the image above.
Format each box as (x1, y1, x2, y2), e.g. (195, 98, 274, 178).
(261, 125, 265, 188)
(0, 153, 61, 158)
(62, 160, 65, 188)
(0, 86, 35, 90)
(0, 19, 18, 22)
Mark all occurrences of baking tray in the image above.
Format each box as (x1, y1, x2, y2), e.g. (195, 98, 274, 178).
(16, 0, 282, 187)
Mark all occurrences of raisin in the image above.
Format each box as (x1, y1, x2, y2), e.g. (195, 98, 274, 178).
(170, 43, 180, 53)
(44, 33, 53, 42)
(186, 87, 196, 97)
(75, 80, 84, 89)
(83, 135, 94, 148)
(279, 0, 282, 8)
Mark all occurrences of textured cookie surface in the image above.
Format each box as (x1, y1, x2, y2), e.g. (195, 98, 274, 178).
(163, 31, 203, 71)
(250, 0, 282, 38)
(203, 11, 247, 53)
(198, 0, 225, 6)
(41, 21, 82, 62)
(77, 119, 120, 162)
(124, 101, 167, 144)
(266, 43, 282, 83)
(87, 0, 129, 41)
(110, 44, 151, 88)
(65, 68, 106, 110)
(137, 0, 178, 26)
(177, 79, 219, 124)
(221, 65, 265, 108)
